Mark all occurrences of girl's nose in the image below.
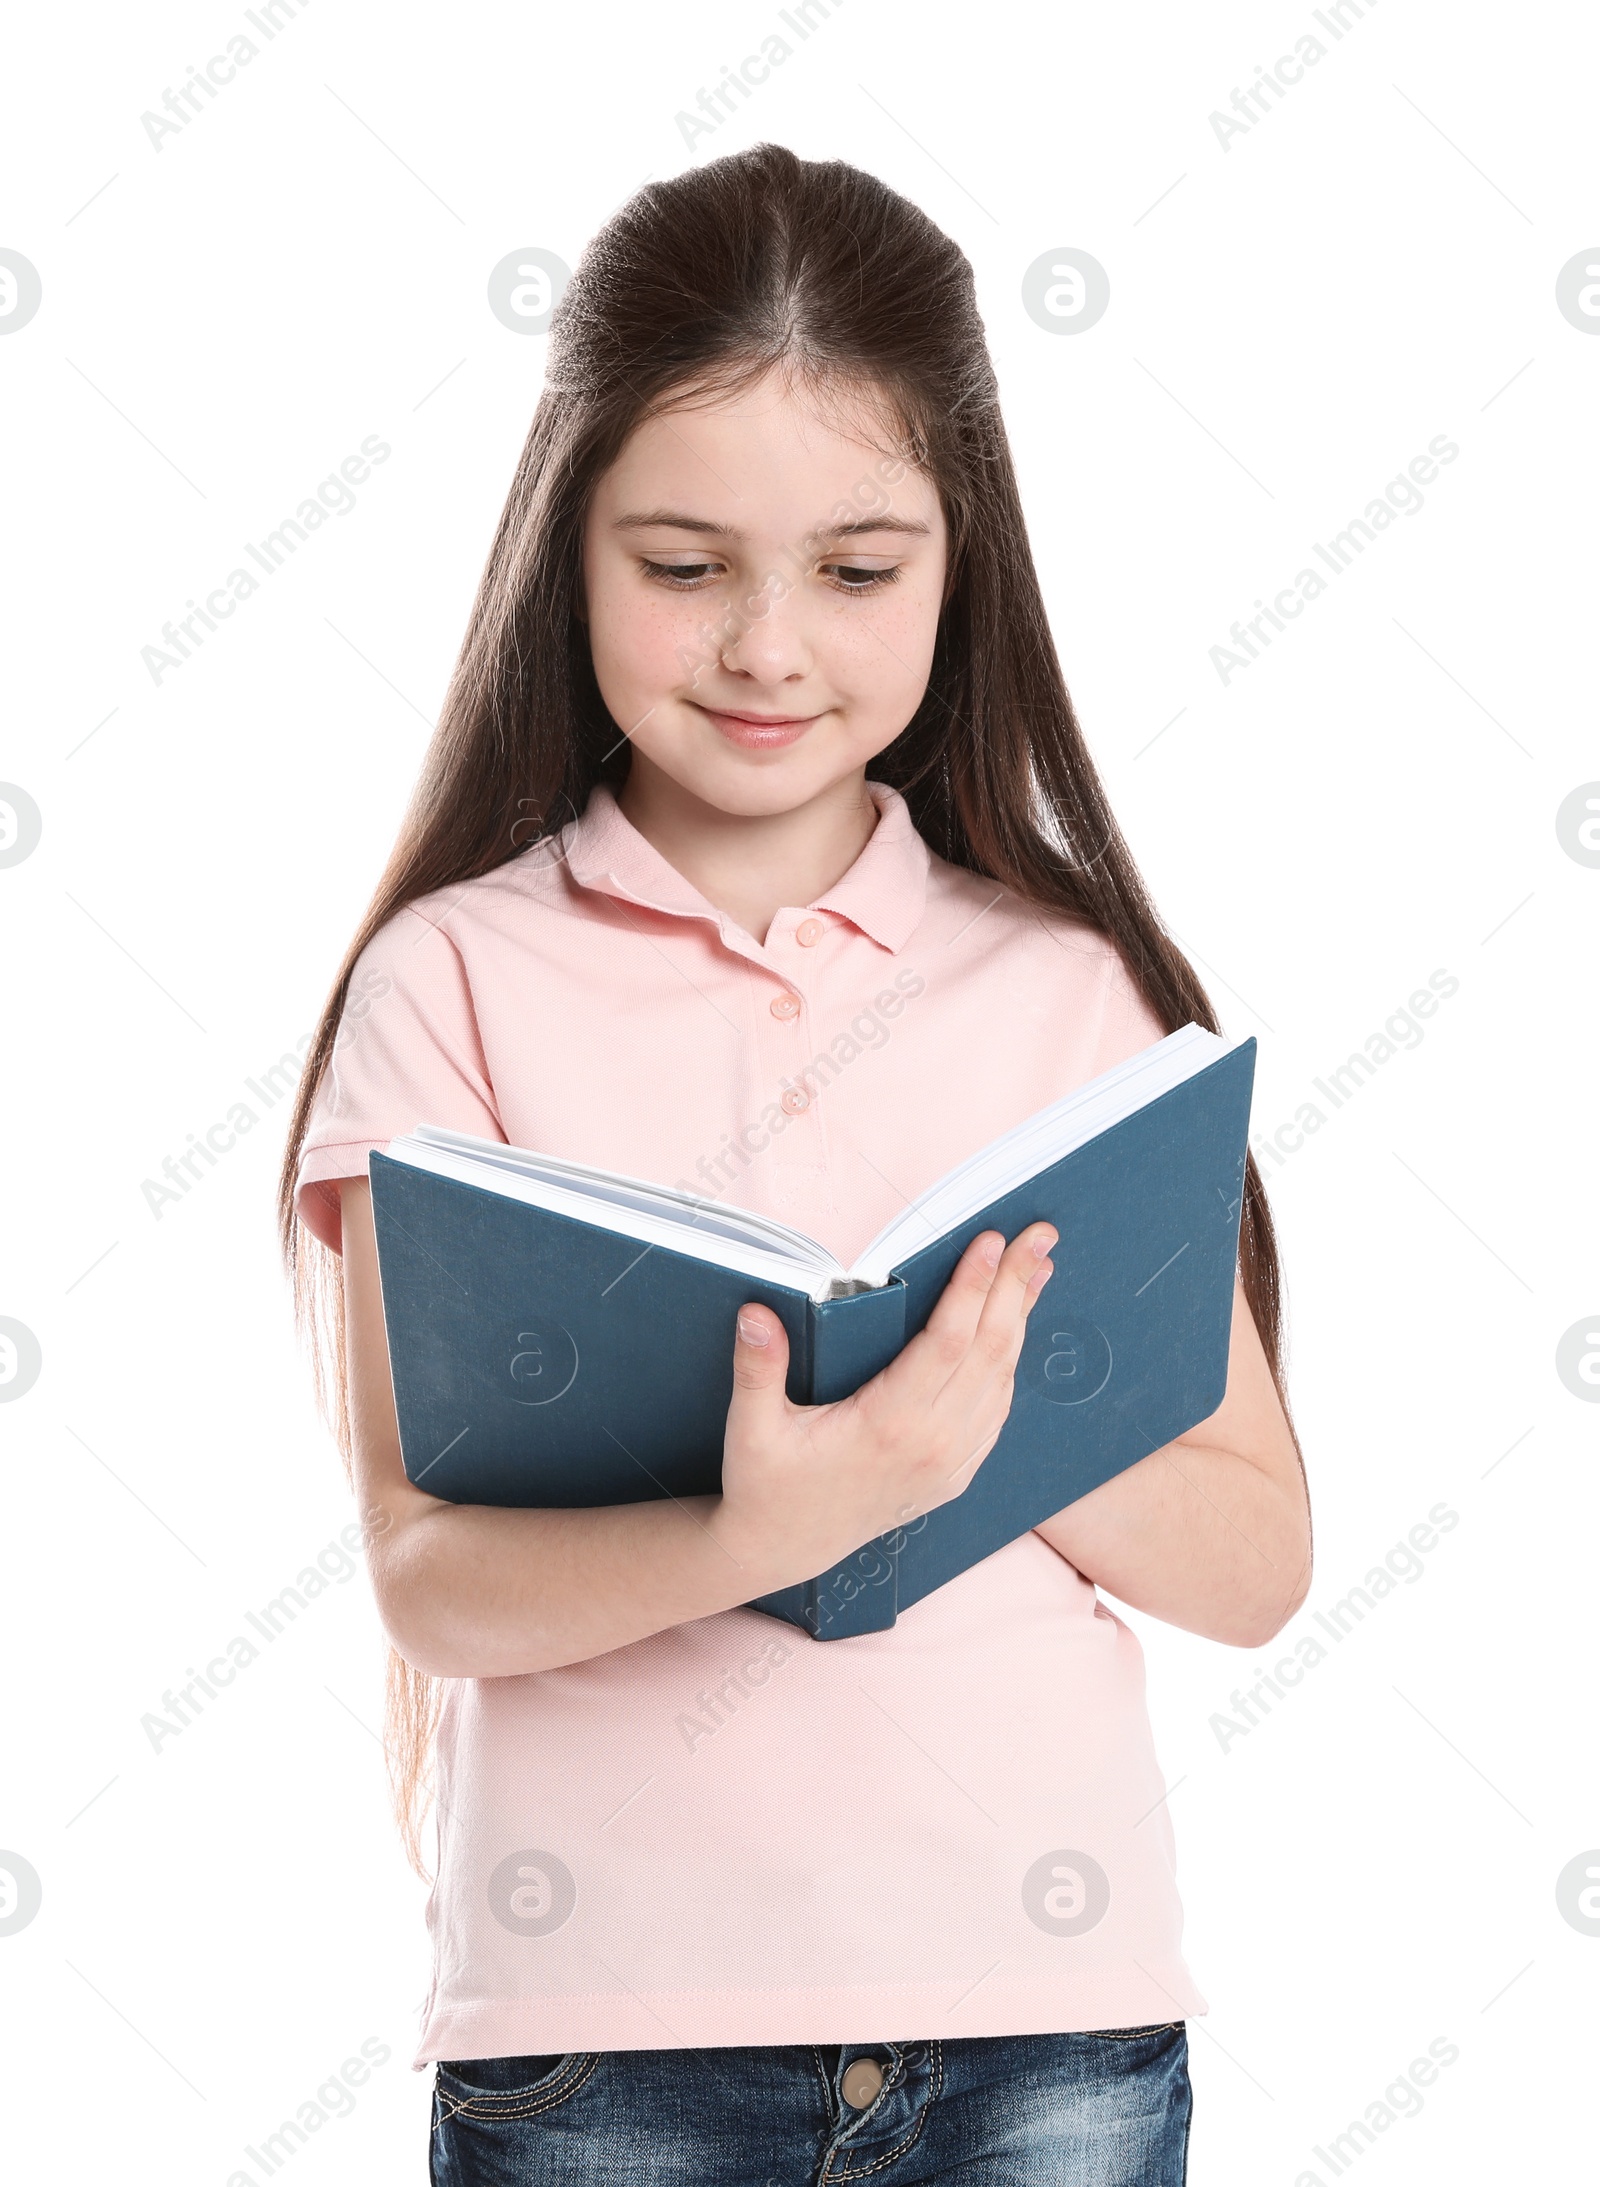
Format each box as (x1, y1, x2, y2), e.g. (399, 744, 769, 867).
(715, 588, 815, 683)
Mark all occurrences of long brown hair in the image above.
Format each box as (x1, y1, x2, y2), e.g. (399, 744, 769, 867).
(278, 141, 1304, 1876)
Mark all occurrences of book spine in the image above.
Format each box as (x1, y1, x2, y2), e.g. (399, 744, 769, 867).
(807, 1278, 909, 1401)
(801, 1536, 900, 1638)
(799, 1281, 911, 1638)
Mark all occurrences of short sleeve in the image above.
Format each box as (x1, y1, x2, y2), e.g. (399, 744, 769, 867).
(294, 903, 503, 1253)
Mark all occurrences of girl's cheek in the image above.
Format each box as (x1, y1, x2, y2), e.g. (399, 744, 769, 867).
(593, 588, 701, 685)
(829, 600, 931, 683)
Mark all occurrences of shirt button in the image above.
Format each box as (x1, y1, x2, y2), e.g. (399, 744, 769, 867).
(841, 2057, 885, 2109)
(770, 992, 801, 1020)
(780, 1088, 808, 1114)
(796, 918, 823, 947)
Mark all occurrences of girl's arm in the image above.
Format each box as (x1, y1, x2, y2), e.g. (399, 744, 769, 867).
(339, 1175, 1057, 1677)
(339, 1178, 768, 1675)
(1031, 1272, 1312, 1647)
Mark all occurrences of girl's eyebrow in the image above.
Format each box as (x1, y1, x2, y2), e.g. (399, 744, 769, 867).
(611, 508, 931, 543)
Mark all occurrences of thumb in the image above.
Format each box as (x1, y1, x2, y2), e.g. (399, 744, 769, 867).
(728, 1302, 790, 1406)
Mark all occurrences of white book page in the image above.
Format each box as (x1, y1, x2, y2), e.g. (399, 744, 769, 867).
(843, 1025, 1229, 1287)
(409, 1126, 835, 1261)
(382, 1024, 1236, 1305)
(386, 1134, 847, 1301)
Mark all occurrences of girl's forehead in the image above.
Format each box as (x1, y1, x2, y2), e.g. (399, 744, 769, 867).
(591, 380, 937, 535)
(629, 363, 906, 457)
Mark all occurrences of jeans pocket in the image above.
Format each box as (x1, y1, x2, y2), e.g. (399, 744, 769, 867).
(434, 2051, 599, 2120)
(1079, 2022, 1185, 2041)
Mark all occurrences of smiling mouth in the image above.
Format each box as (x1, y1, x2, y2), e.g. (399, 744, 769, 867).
(695, 703, 824, 746)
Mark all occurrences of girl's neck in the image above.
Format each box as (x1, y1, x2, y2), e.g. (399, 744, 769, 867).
(615, 758, 882, 947)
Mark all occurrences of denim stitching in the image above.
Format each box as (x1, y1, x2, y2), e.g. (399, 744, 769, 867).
(820, 2041, 939, 2183)
(1178, 2032, 1193, 2187)
(810, 2044, 838, 2115)
(431, 2051, 601, 2129)
(1080, 2021, 1183, 2041)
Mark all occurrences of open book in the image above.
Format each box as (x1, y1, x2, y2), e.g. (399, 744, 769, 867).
(383, 1022, 1237, 1303)
(369, 1024, 1257, 1637)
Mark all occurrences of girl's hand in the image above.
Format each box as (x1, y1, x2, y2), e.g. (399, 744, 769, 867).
(714, 1223, 1057, 1594)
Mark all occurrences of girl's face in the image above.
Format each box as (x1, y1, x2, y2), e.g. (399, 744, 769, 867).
(579, 366, 948, 817)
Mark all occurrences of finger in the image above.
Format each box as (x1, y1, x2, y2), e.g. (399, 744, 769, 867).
(854, 1230, 1005, 1417)
(936, 1226, 1057, 1413)
(882, 1224, 1054, 1409)
(727, 1300, 791, 1406)
(903, 1228, 1010, 1361)
(939, 1224, 1056, 1351)
(935, 1254, 1054, 1492)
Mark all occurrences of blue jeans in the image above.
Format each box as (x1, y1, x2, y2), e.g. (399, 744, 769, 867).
(429, 2025, 1191, 2183)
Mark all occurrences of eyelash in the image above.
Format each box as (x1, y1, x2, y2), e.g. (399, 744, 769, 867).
(638, 559, 902, 598)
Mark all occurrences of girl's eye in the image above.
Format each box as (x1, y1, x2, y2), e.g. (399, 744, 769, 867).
(825, 563, 900, 594)
(640, 560, 723, 587)
(637, 559, 901, 596)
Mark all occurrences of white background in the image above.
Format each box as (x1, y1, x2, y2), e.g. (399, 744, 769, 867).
(2, 2, 1596, 2180)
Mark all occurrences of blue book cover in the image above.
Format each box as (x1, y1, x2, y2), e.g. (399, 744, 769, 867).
(368, 1030, 1256, 1640)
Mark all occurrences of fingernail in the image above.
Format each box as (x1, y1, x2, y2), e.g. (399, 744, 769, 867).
(980, 1235, 1002, 1267)
(1032, 1229, 1057, 1258)
(737, 1312, 770, 1346)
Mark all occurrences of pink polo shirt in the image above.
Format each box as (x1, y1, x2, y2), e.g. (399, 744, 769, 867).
(296, 776, 1208, 2062)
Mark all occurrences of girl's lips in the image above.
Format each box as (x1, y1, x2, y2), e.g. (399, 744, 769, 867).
(697, 704, 822, 749)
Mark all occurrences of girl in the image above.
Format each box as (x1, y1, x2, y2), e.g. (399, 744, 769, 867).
(280, 143, 1311, 2186)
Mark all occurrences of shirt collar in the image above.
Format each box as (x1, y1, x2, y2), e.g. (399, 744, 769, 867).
(554, 776, 930, 954)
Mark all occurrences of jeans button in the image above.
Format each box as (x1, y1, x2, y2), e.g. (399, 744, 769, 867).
(841, 2057, 884, 2109)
